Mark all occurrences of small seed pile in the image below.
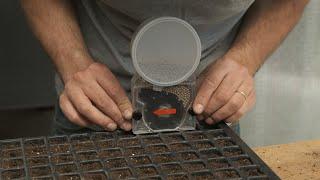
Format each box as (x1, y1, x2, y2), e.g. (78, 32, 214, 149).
(163, 85, 192, 108)
(133, 76, 193, 108)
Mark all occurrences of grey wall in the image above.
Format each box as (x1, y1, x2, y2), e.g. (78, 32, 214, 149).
(240, 1, 320, 147)
(0, 0, 56, 138)
(0, 0, 56, 109)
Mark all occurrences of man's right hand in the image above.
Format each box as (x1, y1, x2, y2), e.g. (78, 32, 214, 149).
(59, 62, 133, 131)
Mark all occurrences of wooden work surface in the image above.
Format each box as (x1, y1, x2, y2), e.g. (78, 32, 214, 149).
(253, 140, 320, 180)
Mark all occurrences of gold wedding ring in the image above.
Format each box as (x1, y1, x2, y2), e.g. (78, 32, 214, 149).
(236, 90, 248, 101)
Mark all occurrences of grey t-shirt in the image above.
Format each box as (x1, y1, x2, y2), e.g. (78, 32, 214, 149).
(56, 0, 254, 93)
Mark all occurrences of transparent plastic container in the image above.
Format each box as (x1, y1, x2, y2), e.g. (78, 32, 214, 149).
(132, 75, 196, 134)
(130, 17, 201, 134)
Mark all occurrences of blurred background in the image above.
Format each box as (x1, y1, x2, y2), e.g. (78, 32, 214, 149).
(0, 0, 56, 138)
(0, 0, 319, 147)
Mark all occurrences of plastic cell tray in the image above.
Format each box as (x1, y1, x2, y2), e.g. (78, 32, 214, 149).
(0, 122, 279, 179)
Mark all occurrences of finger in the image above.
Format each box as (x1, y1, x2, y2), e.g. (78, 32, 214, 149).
(237, 78, 254, 99)
(81, 80, 124, 125)
(193, 68, 227, 114)
(96, 68, 133, 120)
(65, 83, 117, 131)
(211, 92, 245, 121)
(225, 90, 256, 123)
(59, 93, 91, 127)
(211, 78, 253, 121)
(203, 72, 243, 117)
(205, 117, 215, 125)
(119, 122, 132, 131)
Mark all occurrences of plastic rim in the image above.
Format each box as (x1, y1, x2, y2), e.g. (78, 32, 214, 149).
(131, 17, 201, 86)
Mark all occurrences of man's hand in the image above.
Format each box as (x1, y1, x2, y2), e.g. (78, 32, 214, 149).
(193, 57, 256, 124)
(192, 0, 309, 125)
(59, 62, 133, 131)
(21, 0, 134, 131)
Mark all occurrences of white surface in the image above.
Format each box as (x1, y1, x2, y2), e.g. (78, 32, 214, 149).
(240, 0, 320, 147)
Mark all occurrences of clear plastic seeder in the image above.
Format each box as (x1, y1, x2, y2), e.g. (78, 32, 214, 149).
(130, 17, 201, 134)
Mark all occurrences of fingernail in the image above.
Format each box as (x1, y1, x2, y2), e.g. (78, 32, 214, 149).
(120, 122, 130, 130)
(124, 110, 132, 120)
(194, 104, 204, 114)
(206, 118, 214, 125)
(123, 122, 132, 131)
(107, 123, 117, 131)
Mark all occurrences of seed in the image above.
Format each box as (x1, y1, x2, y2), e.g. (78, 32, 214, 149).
(134, 77, 193, 108)
(163, 85, 192, 108)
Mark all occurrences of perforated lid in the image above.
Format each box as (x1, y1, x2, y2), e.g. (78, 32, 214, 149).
(131, 17, 201, 86)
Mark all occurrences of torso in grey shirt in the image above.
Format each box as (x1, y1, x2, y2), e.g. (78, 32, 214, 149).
(55, 0, 254, 94)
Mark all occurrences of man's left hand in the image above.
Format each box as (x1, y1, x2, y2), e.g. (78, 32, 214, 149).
(193, 57, 256, 125)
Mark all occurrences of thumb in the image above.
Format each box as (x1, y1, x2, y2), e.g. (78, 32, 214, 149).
(193, 77, 216, 114)
(193, 69, 226, 114)
(117, 96, 133, 120)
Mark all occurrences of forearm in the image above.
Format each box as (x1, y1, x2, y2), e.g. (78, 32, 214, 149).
(226, 0, 309, 75)
(21, 0, 92, 82)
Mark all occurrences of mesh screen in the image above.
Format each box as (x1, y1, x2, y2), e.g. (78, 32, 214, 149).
(132, 17, 201, 86)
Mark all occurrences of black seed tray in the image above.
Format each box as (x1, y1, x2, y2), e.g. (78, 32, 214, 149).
(0, 122, 279, 180)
